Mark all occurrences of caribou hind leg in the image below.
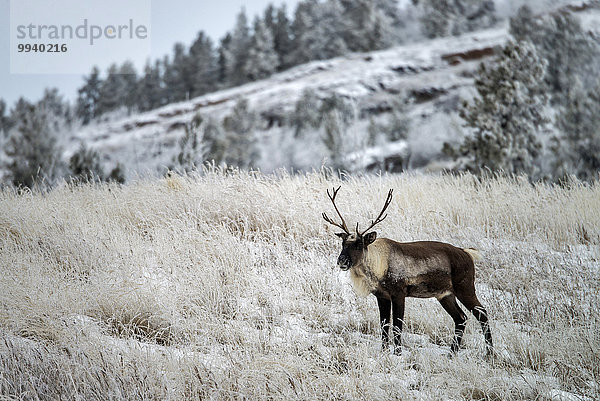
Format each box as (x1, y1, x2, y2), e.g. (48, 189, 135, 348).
(456, 292, 493, 356)
(438, 294, 468, 353)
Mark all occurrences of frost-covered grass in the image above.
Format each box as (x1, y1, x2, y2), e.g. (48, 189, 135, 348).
(1, 170, 599, 400)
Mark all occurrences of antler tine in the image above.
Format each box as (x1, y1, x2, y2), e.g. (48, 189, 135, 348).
(322, 186, 351, 234)
(359, 189, 394, 236)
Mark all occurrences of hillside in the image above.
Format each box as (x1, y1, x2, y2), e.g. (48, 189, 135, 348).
(1, 171, 599, 399)
(65, 2, 600, 179)
(72, 27, 506, 175)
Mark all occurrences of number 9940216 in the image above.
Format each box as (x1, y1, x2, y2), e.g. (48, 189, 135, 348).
(17, 43, 67, 53)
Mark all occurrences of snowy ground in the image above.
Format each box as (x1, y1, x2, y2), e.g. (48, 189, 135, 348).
(1, 171, 598, 399)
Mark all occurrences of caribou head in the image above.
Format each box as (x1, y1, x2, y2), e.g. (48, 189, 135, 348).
(322, 186, 393, 271)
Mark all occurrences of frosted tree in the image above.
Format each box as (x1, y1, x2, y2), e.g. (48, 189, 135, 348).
(97, 64, 123, 115)
(0, 99, 9, 134)
(510, 8, 600, 104)
(368, 97, 411, 144)
(174, 115, 204, 173)
(320, 94, 357, 170)
(119, 61, 138, 114)
(272, 5, 293, 70)
(452, 0, 496, 35)
(107, 164, 126, 184)
(320, 94, 355, 126)
(508, 5, 540, 45)
(553, 79, 600, 181)
(263, 3, 276, 32)
(539, 13, 598, 103)
(163, 43, 189, 102)
(323, 110, 346, 171)
(38, 88, 72, 132)
(69, 144, 105, 182)
(290, 88, 322, 138)
(76, 66, 102, 124)
(290, 0, 349, 64)
(3, 98, 65, 188)
(203, 118, 227, 166)
(224, 9, 252, 86)
(419, 0, 452, 38)
(289, 0, 315, 66)
(420, 0, 495, 38)
(341, 0, 398, 51)
(217, 33, 232, 84)
(222, 99, 259, 169)
(447, 41, 549, 178)
(245, 18, 279, 81)
(0, 99, 9, 170)
(138, 61, 164, 112)
(188, 32, 218, 97)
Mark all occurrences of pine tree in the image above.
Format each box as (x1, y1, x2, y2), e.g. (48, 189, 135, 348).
(304, 0, 350, 61)
(452, 0, 496, 35)
(319, 94, 354, 126)
(368, 97, 411, 143)
(97, 63, 123, 115)
(553, 79, 600, 181)
(4, 98, 64, 187)
(245, 18, 279, 81)
(203, 117, 227, 166)
(217, 33, 232, 85)
(0, 99, 9, 134)
(420, 0, 452, 38)
(38, 88, 72, 131)
(174, 115, 204, 172)
(508, 5, 540, 44)
(320, 94, 357, 170)
(225, 9, 252, 86)
(138, 61, 163, 112)
(76, 66, 102, 124)
(542, 13, 598, 102)
(420, 0, 496, 38)
(323, 110, 346, 171)
(510, 9, 599, 104)
(290, 88, 322, 138)
(222, 98, 258, 169)
(188, 31, 218, 97)
(203, 118, 227, 166)
(69, 144, 105, 182)
(289, 0, 317, 66)
(119, 61, 138, 114)
(273, 5, 293, 70)
(107, 163, 126, 184)
(447, 41, 549, 178)
(163, 43, 190, 102)
(263, 3, 276, 33)
(341, 0, 397, 52)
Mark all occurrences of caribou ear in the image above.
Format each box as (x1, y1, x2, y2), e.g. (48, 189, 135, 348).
(364, 231, 377, 245)
(335, 232, 349, 240)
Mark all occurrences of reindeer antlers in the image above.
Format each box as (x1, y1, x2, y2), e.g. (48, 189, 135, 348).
(357, 188, 393, 236)
(322, 186, 351, 234)
(323, 187, 394, 236)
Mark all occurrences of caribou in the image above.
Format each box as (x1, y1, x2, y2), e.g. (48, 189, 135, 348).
(323, 186, 493, 356)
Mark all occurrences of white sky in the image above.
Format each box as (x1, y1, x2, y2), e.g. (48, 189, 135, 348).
(0, 0, 299, 106)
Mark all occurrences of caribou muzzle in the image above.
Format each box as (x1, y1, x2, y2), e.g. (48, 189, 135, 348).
(337, 254, 351, 270)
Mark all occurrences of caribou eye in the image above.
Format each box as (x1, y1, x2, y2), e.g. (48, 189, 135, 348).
(335, 232, 349, 240)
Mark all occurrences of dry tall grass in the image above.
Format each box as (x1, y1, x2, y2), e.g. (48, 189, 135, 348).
(1, 170, 598, 400)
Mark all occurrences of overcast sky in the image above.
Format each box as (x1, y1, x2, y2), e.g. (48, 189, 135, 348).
(0, 0, 299, 107)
